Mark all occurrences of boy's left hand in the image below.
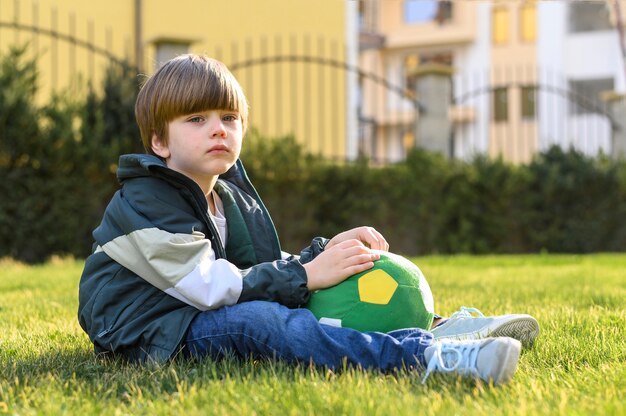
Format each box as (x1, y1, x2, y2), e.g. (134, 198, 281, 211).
(325, 226, 389, 252)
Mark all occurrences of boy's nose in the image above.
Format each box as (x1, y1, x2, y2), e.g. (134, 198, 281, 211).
(210, 121, 227, 138)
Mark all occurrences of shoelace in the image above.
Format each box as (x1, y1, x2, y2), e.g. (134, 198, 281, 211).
(449, 306, 485, 319)
(421, 341, 481, 384)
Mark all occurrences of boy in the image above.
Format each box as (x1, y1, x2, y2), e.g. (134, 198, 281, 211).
(78, 54, 538, 385)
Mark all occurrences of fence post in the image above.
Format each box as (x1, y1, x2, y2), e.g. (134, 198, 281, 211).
(409, 63, 454, 157)
(603, 92, 626, 159)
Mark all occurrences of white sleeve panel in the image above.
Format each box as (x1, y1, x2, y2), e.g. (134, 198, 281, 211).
(100, 227, 243, 309)
(173, 258, 243, 310)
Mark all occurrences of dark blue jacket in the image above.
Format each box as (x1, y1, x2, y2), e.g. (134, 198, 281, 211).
(78, 154, 325, 362)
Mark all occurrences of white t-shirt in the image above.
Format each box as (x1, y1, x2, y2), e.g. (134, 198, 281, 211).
(210, 190, 228, 247)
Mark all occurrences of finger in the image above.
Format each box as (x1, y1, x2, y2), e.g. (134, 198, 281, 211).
(357, 227, 384, 250)
(340, 252, 380, 271)
(372, 233, 389, 251)
(339, 242, 377, 259)
(335, 239, 367, 250)
(370, 229, 389, 251)
(341, 261, 376, 276)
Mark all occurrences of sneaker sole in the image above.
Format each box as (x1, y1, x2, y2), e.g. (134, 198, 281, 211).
(435, 316, 540, 348)
(489, 317, 540, 348)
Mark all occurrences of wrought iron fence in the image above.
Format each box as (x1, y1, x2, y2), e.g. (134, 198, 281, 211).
(1, 0, 624, 164)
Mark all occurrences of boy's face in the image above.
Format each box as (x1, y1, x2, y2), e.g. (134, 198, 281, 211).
(151, 110, 243, 189)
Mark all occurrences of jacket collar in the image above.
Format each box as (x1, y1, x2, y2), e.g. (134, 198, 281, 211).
(117, 153, 244, 185)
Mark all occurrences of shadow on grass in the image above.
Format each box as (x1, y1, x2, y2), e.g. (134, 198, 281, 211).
(2, 347, 365, 394)
(2, 346, 440, 396)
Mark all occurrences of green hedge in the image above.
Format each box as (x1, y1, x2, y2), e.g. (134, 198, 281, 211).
(2, 47, 626, 262)
(0, 47, 141, 262)
(241, 138, 626, 256)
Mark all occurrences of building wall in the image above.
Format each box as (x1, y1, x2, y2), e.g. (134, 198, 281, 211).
(538, 1, 622, 156)
(357, 0, 626, 163)
(358, 0, 479, 162)
(453, 2, 492, 161)
(378, 0, 475, 48)
(536, 1, 567, 153)
(0, 0, 135, 101)
(0, 0, 350, 159)
(489, 0, 538, 164)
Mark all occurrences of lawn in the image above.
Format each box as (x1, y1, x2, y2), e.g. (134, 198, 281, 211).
(1, 254, 624, 415)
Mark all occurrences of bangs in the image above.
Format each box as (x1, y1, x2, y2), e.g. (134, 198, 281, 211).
(154, 56, 248, 122)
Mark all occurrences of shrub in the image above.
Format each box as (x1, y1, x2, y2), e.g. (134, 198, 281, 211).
(2, 47, 626, 261)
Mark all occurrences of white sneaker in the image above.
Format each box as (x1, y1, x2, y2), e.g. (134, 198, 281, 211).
(431, 307, 540, 348)
(422, 337, 521, 385)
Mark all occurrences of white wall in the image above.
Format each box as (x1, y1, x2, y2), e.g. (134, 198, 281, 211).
(345, 0, 360, 160)
(452, 2, 491, 160)
(537, 0, 568, 153)
(566, 31, 623, 81)
(537, 2, 620, 156)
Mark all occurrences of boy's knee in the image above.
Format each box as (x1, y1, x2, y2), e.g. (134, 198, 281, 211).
(226, 301, 285, 326)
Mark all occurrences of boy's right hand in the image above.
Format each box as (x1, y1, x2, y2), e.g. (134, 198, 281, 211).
(303, 240, 379, 291)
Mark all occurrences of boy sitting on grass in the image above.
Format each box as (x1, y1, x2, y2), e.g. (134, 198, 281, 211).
(78, 54, 538, 385)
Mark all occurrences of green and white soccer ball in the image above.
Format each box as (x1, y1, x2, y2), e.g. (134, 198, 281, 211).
(305, 251, 435, 333)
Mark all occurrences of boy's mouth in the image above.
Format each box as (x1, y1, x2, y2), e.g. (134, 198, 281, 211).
(208, 144, 229, 153)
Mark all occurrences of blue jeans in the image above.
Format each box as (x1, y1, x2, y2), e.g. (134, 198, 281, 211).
(182, 300, 433, 370)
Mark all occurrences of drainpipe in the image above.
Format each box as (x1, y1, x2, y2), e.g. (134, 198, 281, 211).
(615, 0, 626, 85)
(134, 0, 143, 72)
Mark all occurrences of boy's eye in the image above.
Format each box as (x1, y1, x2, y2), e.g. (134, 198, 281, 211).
(222, 114, 238, 122)
(188, 116, 204, 123)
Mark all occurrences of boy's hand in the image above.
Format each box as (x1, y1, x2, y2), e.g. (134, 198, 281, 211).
(303, 240, 380, 291)
(325, 226, 389, 252)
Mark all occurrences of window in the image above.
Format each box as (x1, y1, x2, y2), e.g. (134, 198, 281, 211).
(155, 42, 190, 69)
(493, 87, 508, 122)
(492, 6, 510, 45)
(403, 131, 415, 154)
(404, 0, 452, 24)
(569, 78, 614, 115)
(521, 85, 537, 119)
(569, 2, 612, 32)
(520, 1, 536, 42)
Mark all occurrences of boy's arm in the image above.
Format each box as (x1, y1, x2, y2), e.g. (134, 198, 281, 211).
(97, 185, 386, 310)
(99, 227, 341, 309)
(238, 238, 379, 303)
(96, 190, 339, 310)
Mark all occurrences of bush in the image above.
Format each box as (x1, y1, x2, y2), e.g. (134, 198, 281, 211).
(0, 47, 140, 262)
(520, 146, 625, 252)
(2, 47, 626, 261)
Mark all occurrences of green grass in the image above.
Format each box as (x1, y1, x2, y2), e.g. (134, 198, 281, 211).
(1, 254, 625, 415)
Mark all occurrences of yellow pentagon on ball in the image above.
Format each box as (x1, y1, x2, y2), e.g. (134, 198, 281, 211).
(358, 269, 398, 305)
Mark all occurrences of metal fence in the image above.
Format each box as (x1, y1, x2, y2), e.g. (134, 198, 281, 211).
(0, 1, 134, 95)
(1, 0, 623, 164)
(452, 67, 619, 163)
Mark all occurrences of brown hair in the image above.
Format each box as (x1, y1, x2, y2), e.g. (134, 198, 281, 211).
(135, 54, 249, 154)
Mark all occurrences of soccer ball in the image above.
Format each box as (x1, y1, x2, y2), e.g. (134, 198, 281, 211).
(305, 251, 435, 333)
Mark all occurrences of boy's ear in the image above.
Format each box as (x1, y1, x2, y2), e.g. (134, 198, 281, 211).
(151, 133, 170, 159)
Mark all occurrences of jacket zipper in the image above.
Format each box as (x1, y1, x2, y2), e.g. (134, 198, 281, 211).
(234, 160, 283, 257)
(153, 166, 227, 259)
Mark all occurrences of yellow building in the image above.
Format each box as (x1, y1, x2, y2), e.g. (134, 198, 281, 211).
(3, 0, 625, 163)
(0, 0, 353, 159)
